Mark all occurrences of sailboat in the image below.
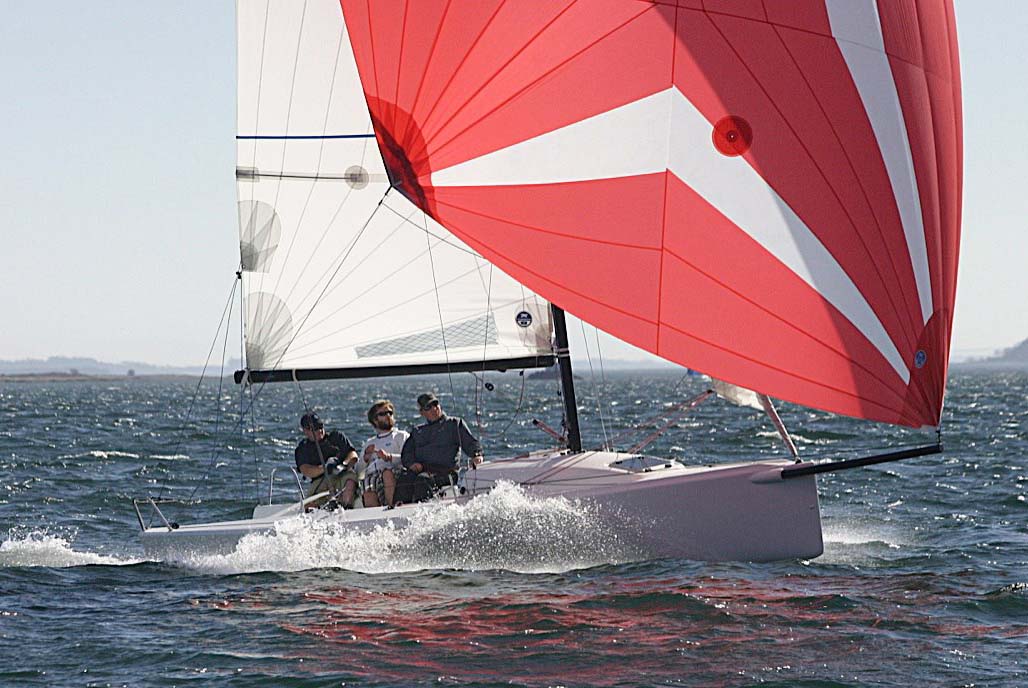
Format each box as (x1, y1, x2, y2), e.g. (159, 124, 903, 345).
(136, 0, 962, 563)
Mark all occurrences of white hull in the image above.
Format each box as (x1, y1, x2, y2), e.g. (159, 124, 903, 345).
(140, 451, 823, 563)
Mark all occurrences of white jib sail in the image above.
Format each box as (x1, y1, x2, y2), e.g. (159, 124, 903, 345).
(236, 0, 553, 374)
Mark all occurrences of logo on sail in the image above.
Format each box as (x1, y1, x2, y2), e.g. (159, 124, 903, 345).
(515, 311, 533, 328)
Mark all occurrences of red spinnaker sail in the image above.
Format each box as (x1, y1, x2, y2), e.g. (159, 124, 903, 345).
(340, 0, 962, 428)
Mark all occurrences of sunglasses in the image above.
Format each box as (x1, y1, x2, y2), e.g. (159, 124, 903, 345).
(376, 410, 394, 418)
(421, 400, 440, 410)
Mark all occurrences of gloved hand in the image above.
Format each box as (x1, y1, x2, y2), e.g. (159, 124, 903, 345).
(323, 457, 342, 476)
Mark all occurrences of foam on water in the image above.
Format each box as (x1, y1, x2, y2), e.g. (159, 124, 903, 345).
(818, 520, 911, 566)
(0, 530, 143, 568)
(82, 450, 140, 459)
(182, 482, 639, 576)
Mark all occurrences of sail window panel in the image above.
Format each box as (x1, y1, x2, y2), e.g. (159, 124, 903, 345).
(245, 292, 293, 371)
(355, 315, 500, 359)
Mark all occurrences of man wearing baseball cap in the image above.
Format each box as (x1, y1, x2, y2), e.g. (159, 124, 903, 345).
(394, 393, 483, 504)
(294, 412, 359, 509)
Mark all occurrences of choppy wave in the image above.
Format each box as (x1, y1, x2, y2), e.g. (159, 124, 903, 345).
(0, 531, 143, 568)
(1, 371, 1026, 686)
(76, 450, 141, 460)
(179, 483, 638, 576)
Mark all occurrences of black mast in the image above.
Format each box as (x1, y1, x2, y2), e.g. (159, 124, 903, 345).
(550, 305, 582, 453)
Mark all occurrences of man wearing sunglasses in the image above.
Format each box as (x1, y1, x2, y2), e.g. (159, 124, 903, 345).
(359, 399, 409, 507)
(394, 392, 483, 504)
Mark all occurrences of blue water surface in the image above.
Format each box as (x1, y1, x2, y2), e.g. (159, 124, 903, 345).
(1, 368, 1025, 687)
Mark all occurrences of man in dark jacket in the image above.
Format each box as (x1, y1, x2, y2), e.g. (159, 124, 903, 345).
(394, 393, 483, 504)
(294, 412, 359, 508)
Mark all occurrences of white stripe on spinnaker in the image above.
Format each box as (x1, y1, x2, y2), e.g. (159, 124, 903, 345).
(826, 0, 933, 326)
(665, 89, 909, 384)
(430, 90, 672, 186)
(429, 86, 910, 383)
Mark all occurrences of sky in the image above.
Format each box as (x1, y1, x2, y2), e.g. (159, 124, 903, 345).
(1, 1, 1025, 367)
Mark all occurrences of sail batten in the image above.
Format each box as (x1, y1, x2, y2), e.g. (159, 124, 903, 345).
(341, 0, 962, 427)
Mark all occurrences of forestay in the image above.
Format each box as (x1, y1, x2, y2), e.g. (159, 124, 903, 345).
(235, 0, 554, 382)
(339, 0, 962, 428)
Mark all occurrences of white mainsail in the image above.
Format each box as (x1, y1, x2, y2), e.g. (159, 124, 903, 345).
(235, 0, 553, 379)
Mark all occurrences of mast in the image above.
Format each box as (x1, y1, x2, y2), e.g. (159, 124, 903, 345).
(550, 305, 582, 453)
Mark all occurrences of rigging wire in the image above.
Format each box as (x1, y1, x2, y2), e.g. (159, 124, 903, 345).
(579, 320, 610, 450)
(625, 390, 713, 454)
(161, 7, 382, 514)
(174, 193, 390, 518)
(240, 176, 386, 497)
(593, 326, 615, 428)
(379, 201, 481, 256)
(148, 275, 239, 512)
(599, 370, 696, 450)
(143, 273, 237, 526)
(474, 265, 496, 437)
(186, 291, 238, 505)
(420, 209, 458, 406)
(593, 327, 608, 384)
(239, 270, 260, 502)
(295, 378, 311, 417)
(466, 368, 529, 442)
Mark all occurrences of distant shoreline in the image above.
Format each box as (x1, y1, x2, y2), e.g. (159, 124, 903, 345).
(951, 360, 1028, 371)
(0, 373, 202, 383)
(2, 362, 1023, 384)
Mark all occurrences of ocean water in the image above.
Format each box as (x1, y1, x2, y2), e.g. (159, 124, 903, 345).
(1, 369, 1025, 687)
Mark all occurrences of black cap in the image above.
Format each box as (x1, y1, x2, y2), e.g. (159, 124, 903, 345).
(417, 392, 439, 411)
(300, 412, 324, 430)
